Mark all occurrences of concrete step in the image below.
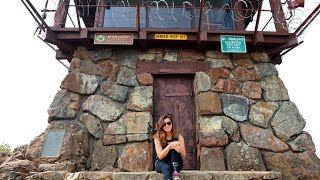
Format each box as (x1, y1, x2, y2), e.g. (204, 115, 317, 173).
(28, 170, 282, 180)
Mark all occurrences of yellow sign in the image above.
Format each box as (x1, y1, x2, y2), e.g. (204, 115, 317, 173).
(154, 34, 187, 40)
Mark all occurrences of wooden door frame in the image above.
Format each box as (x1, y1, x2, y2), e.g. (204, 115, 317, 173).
(136, 61, 210, 75)
(137, 61, 210, 170)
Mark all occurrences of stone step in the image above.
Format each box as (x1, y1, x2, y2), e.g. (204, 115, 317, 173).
(28, 170, 282, 180)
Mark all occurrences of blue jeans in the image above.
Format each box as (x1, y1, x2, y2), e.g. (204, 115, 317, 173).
(155, 149, 183, 180)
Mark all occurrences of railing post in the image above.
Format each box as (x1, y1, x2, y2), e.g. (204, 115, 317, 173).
(197, 0, 205, 41)
(233, 0, 245, 31)
(53, 0, 70, 28)
(269, 0, 288, 33)
(74, 0, 82, 31)
(137, 0, 141, 39)
(95, 0, 105, 27)
(253, 0, 263, 45)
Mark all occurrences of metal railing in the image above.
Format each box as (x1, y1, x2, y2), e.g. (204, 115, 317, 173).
(21, 0, 320, 60)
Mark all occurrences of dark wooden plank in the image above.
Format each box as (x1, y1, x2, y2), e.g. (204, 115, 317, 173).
(198, 30, 207, 51)
(80, 28, 88, 39)
(44, 32, 76, 53)
(52, 31, 290, 44)
(136, 61, 210, 75)
(55, 50, 72, 60)
(267, 38, 299, 55)
(253, 31, 265, 45)
(45, 27, 294, 59)
(165, 92, 191, 97)
(80, 28, 91, 49)
(270, 53, 282, 64)
(153, 76, 196, 170)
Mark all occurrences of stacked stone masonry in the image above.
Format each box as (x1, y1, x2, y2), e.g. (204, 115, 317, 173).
(26, 171, 282, 180)
(1, 48, 320, 180)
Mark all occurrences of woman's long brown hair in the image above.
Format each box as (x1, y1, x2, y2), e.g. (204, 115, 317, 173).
(153, 114, 177, 147)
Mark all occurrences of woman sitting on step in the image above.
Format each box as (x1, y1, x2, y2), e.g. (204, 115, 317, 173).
(153, 114, 186, 180)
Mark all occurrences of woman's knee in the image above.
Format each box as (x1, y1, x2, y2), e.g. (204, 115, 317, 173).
(170, 150, 182, 163)
(155, 162, 173, 179)
(170, 149, 179, 155)
(155, 161, 173, 173)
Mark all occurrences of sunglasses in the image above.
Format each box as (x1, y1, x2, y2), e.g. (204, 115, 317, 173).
(163, 122, 172, 126)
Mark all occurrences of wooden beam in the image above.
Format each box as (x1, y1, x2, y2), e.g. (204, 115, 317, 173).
(197, 30, 207, 51)
(80, 28, 91, 49)
(50, 27, 291, 45)
(138, 29, 148, 50)
(56, 50, 72, 61)
(270, 54, 282, 65)
(267, 38, 301, 55)
(44, 32, 76, 53)
(136, 61, 210, 75)
(253, 31, 264, 45)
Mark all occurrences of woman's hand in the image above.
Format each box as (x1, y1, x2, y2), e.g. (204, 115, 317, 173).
(178, 135, 187, 159)
(169, 141, 183, 153)
(168, 141, 180, 149)
(173, 144, 182, 153)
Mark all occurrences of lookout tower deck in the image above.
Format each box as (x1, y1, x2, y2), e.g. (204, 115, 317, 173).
(22, 0, 320, 64)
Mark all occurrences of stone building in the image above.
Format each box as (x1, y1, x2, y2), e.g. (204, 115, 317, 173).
(1, 0, 320, 179)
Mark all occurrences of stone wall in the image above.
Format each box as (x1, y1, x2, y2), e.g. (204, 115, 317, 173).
(2, 47, 320, 179)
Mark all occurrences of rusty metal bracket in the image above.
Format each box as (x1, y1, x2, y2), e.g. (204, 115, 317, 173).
(21, 0, 75, 55)
(286, 4, 320, 45)
(22, 0, 53, 35)
(267, 39, 302, 55)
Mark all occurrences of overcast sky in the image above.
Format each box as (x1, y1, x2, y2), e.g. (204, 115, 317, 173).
(1, 1, 319, 156)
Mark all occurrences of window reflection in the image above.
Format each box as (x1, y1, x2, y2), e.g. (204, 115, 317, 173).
(103, 0, 235, 30)
(149, 7, 192, 29)
(104, 6, 146, 28)
(195, 8, 235, 30)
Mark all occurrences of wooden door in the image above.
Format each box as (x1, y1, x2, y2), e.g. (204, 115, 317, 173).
(153, 75, 196, 170)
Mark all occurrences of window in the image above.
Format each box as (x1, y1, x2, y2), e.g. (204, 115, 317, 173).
(104, 5, 146, 28)
(149, 7, 192, 29)
(103, 0, 235, 30)
(194, 0, 235, 30)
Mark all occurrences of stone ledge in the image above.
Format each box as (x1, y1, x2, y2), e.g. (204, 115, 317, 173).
(27, 170, 282, 180)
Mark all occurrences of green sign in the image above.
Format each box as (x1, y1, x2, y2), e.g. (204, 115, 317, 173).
(220, 35, 247, 53)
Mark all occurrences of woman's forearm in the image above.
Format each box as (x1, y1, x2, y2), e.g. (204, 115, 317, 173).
(181, 148, 186, 159)
(158, 145, 171, 160)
